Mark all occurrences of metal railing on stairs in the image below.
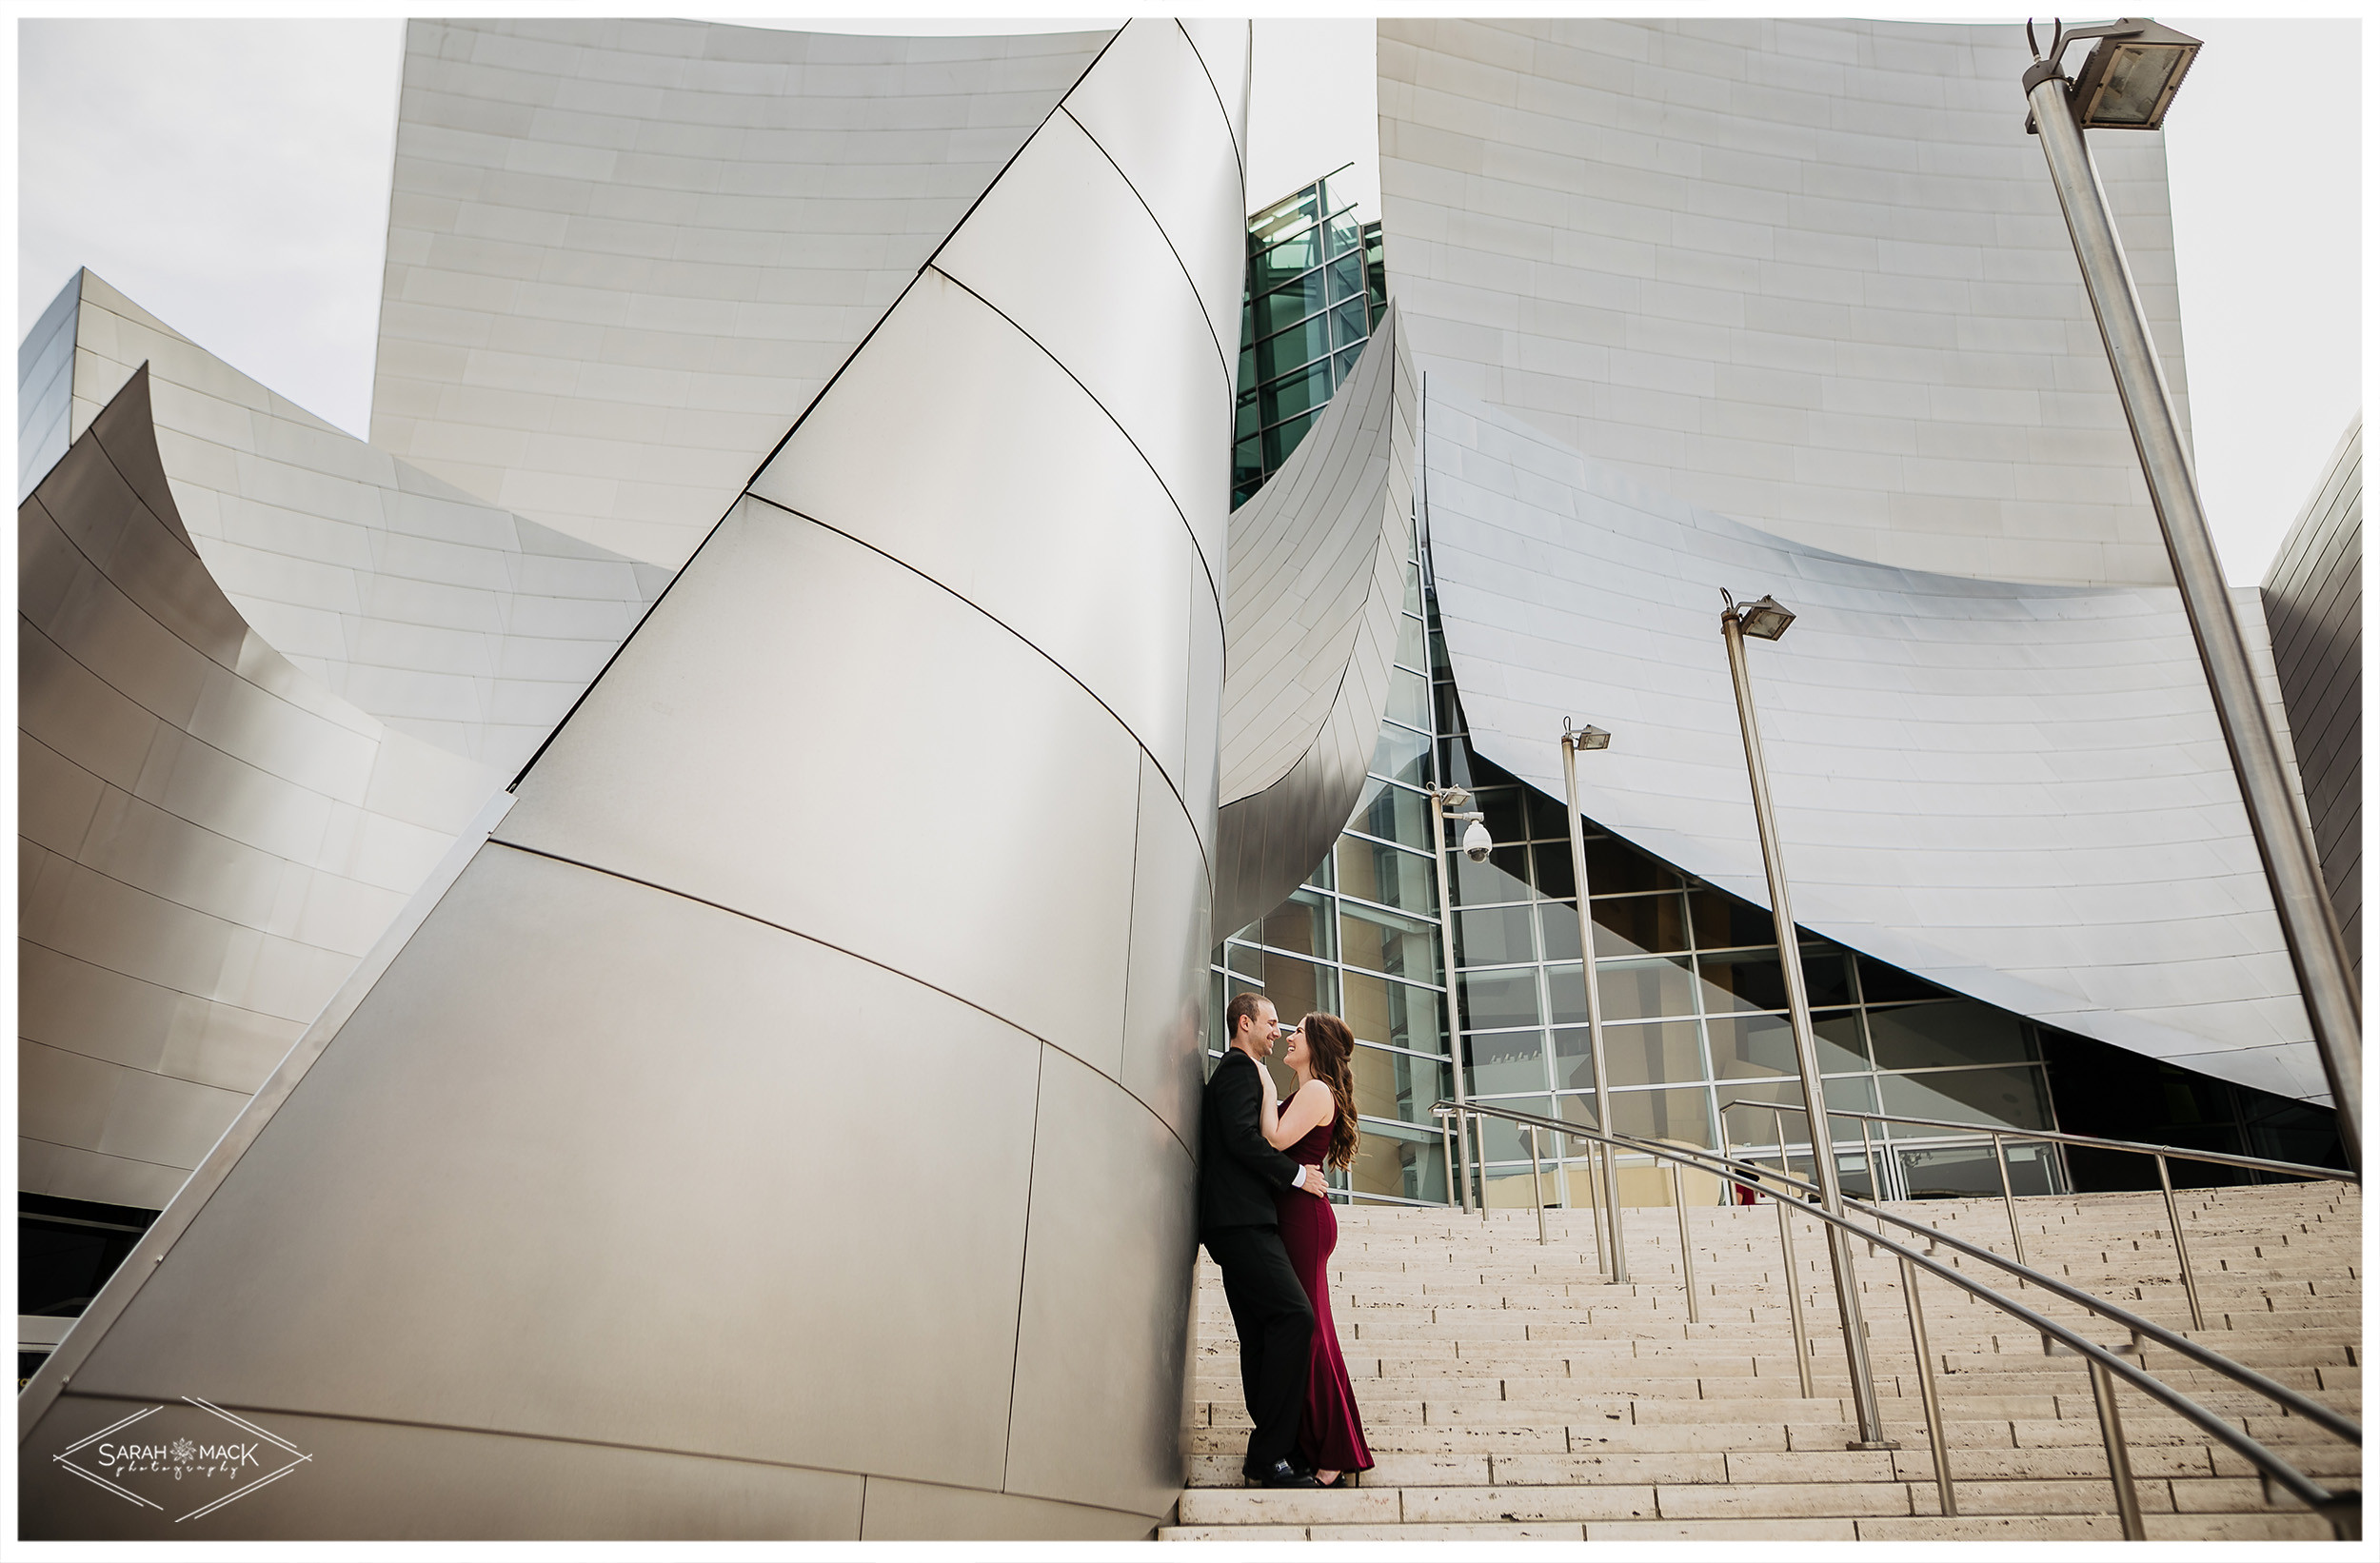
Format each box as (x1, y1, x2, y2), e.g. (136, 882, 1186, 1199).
(1719, 1100, 2354, 1334)
(1430, 1097, 2362, 1541)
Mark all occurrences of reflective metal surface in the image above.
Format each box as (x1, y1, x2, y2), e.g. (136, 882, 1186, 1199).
(372, 18, 1115, 565)
(1002, 1046, 1199, 1515)
(18, 369, 503, 1208)
(1121, 752, 1213, 1150)
(497, 499, 1145, 1078)
(1422, 379, 2328, 1106)
(1061, 19, 1249, 408)
(17, 269, 78, 501)
(25, 18, 1244, 1537)
(1213, 305, 1418, 934)
(932, 109, 1234, 594)
(56, 271, 666, 777)
(2260, 416, 2362, 980)
(1378, 18, 2192, 586)
(749, 272, 1200, 796)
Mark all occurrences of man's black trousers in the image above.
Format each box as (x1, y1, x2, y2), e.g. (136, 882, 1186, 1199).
(1201, 1223, 1315, 1468)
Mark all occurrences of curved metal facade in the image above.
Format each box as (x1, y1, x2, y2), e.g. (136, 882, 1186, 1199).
(22, 19, 1248, 1540)
(1378, 17, 2192, 586)
(1214, 303, 1418, 934)
(2261, 417, 2362, 980)
(370, 17, 1115, 566)
(1420, 381, 2325, 1106)
(55, 270, 667, 774)
(18, 369, 506, 1209)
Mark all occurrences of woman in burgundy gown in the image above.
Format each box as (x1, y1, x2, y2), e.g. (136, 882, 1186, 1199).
(1258, 1013, 1375, 1488)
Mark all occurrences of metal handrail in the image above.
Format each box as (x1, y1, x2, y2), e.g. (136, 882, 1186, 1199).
(1719, 1099, 2357, 1183)
(1431, 1097, 2361, 1540)
(1718, 1098, 2352, 1329)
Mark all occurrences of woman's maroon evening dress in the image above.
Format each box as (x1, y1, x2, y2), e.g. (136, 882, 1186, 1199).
(1276, 1117, 1375, 1475)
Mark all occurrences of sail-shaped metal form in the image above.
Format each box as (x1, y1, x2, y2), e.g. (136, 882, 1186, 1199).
(15, 274, 663, 1214)
(22, 19, 1250, 1540)
(1421, 381, 2325, 1105)
(1213, 303, 1418, 935)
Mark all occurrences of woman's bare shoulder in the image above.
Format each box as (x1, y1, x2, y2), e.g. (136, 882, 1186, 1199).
(1298, 1077, 1335, 1115)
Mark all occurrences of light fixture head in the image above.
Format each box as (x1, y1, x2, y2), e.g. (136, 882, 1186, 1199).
(2070, 19, 2201, 130)
(1734, 594, 1796, 641)
(1564, 720, 1613, 752)
(1436, 784, 1472, 811)
(1460, 817, 1494, 863)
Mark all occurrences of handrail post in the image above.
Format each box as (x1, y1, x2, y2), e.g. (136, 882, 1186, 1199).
(1607, 1149, 1630, 1283)
(1580, 1129, 1606, 1276)
(1993, 1133, 2027, 1266)
(1530, 1123, 1548, 1246)
(1898, 1254, 1956, 1518)
(2087, 1355, 2148, 1540)
(1776, 1193, 1815, 1398)
(1440, 1110, 1456, 1213)
(1672, 1161, 1699, 1322)
(2155, 1154, 2205, 1332)
(1474, 1112, 1491, 1222)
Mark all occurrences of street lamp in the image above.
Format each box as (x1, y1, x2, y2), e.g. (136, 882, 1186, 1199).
(1558, 721, 1626, 1283)
(1717, 588, 1896, 1453)
(2022, 19, 2361, 1171)
(1430, 783, 1491, 1212)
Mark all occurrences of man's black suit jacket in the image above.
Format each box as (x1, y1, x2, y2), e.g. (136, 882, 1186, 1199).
(1199, 1047, 1302, 1231)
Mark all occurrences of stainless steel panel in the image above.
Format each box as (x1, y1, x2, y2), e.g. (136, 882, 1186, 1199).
(1378, 16, 2194, 587)
(1213, 307, 1418, 934)
(931, 108, 1234, 595)
(22, 1396, 865, 1540)
(498, 499, 1143, 1078)
(370, 21, 1111, 566)
(18, 1039, 248, 1171)
(860, 1475, 1156, 1542)
(748, 272, 1197, 794)
(1062, 19, 1248, 383)
(69, 274, 663, 778)
(1176, 19, 1252, 172)
(18, 368, 511, 1207)
(2260, 416, 2362, 980)
(1121, 752, 1211, 1149)
(18, 269, 80, 500)
(18, 941, 303, 1094)
(44, 844, 1041, 1490)
(1002, 1046, 1199, 1516)
(1421, 375, 2324, 1104)
(16, 1135, 188, 1209)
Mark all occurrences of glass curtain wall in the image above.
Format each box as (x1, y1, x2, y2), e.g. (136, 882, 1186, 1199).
(1431, 683, 2073, 1208)
(1232, 172, 1388, 508)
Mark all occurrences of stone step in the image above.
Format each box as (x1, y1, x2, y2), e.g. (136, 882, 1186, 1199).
(1169, 1182, 2358, 1544)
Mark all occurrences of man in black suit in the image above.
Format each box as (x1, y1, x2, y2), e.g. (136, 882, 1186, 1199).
(1200, 992, 1328, 1489)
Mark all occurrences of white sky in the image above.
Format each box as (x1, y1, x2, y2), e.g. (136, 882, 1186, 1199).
(14, 11, 2363, 584)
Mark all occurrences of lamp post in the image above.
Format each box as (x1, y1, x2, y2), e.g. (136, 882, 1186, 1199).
(1718, 589, 1895, 1452)
(1430, 783, 1491, 1211)
(2022, 18, 2361, 1170)
(1558, 721, 1626, 1283)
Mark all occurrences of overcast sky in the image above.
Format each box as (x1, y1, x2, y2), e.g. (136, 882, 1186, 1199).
(16, 13, 2361, 584)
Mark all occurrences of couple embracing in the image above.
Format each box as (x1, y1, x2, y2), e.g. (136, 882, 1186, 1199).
(1198, 993, 1376, 1490)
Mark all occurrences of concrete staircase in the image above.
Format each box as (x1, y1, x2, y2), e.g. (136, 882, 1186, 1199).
(1164, 1180, 2361, 1541)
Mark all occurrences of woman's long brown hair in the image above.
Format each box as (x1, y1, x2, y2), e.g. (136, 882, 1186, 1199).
(1299, 1013, 1362, 1170)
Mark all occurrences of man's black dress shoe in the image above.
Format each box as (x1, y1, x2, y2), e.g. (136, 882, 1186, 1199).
(1242, 1458, 1319, 1489)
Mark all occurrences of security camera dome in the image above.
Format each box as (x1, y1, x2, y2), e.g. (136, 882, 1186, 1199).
(1461, 818, 1494, 863)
